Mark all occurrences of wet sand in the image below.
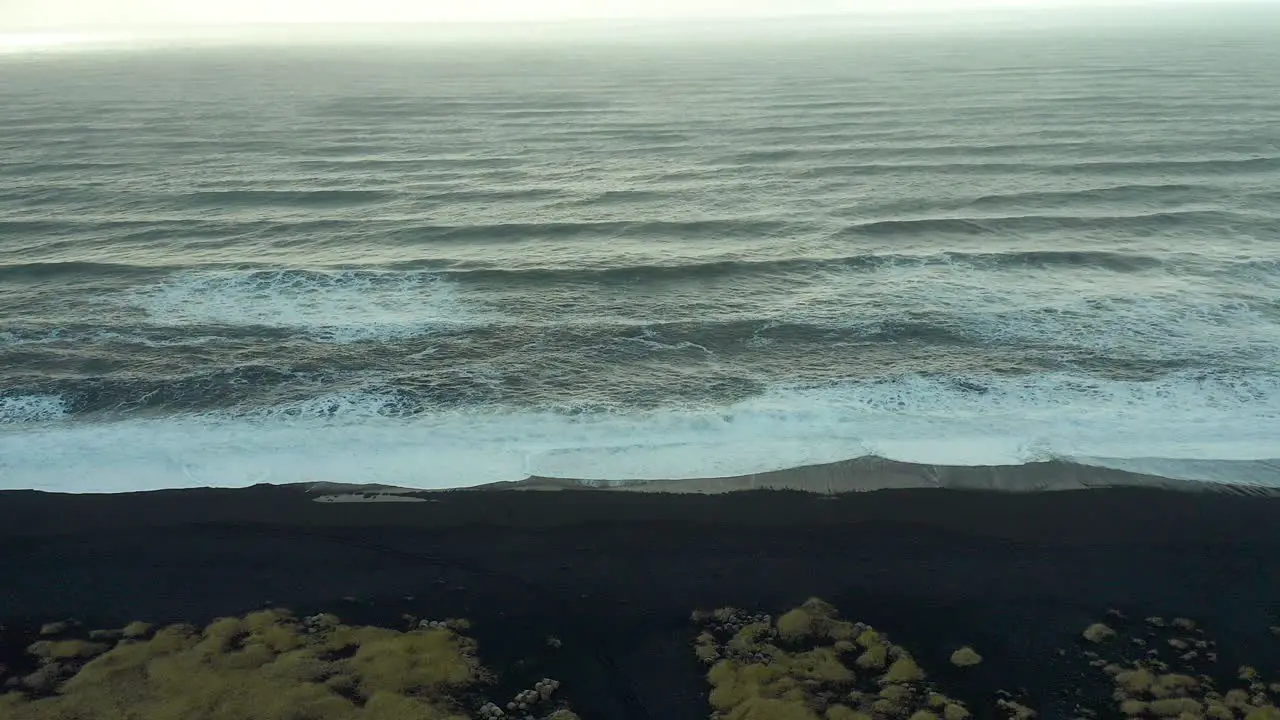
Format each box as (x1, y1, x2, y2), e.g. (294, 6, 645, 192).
(3, 461, 1280, 719)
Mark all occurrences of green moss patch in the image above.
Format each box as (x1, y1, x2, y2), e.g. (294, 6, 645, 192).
(692, 600, 973, 720)
(1069, 611, 1280, 720)
(1, 609, 494, 719)
(948, 648, 982, 668)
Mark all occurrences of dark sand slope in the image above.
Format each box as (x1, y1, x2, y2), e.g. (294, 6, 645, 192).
(468, 458, 1280, 495)
(3, 462, 1280, 719)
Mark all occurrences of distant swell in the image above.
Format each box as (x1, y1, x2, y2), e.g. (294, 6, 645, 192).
(836, 210, 1272, 238)
(180, 189, 394, 208)
(0, 248, 1229, 286)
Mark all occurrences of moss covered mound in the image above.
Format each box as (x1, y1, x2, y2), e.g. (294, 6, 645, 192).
(0, 609, 489, 720)
(1078, 613, 1280, 720)
(692, 599, 972, 720)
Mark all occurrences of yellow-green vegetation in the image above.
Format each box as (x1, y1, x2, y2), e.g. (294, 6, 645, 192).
(1, 609, 487, 720)
(724, 697, 822, 720)
(1120, 699, 1148, 716)
(775, 598, 858, 643)
(121, 621, 153, 639)
(826, 705, 872, 720)
(695, 632, 720, 664)
(1083, 623, 1116, 643)
(1089, 613, 1280, 720)
(26, 640, 110, 662)
(855, 643, 888, 670)
(1147, 698, 1204, 716)
(948, 647, 982, 667)
(777, 609, 817, 641)
(729, 623, 775, 655)
(707, 648, 854, 710)
(882, 657, 925, 684)
(1205, 703, 1234, 720)
(696, 599, 971, 720)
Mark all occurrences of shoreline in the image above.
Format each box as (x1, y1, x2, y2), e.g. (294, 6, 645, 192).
(462, 456, 1280, 495)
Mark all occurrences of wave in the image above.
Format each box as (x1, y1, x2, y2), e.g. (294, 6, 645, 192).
(0, 394, 67, 425)
(795, 156, 1280, 177)
(383, 249, 1173, 282)
(179, 189, 395, 209)
(835, 210, 1272, 238)
(381, 218, 799, 244)
(126, 269, 480, 343)
(961, 183, 1207, 210)
(2, 371, 1277, 491)
(6, 256, 1276, 362)
(0, 248, 1197, 286)
(0, 261, 167, 282)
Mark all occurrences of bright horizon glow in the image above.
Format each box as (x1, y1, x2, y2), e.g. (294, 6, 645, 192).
(0, 31, 132, 54)
(1, 0, 1273, 30)
(0, 0, 1276, 53)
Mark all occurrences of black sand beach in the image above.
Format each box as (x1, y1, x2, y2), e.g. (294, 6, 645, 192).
(3, 462, 1280, 720)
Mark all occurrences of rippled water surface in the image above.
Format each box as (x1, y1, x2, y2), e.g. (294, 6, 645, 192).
(2, 23, 1279, 490)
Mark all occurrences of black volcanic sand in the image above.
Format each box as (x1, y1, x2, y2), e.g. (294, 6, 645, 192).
(3, 485, 1280, 719)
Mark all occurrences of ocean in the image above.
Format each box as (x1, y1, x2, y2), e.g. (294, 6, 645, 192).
(2, 18, 1279, 492)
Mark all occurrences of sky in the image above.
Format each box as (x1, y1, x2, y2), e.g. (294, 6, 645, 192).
(0, 0, 1265, 30)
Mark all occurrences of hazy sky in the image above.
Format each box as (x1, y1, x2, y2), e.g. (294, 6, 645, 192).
(0, 0, 1263, 30)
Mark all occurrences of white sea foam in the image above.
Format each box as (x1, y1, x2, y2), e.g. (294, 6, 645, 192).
(128, 269, 481, 343)
(2, 371, 1277, 492)
(0, 394, 68, 425)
